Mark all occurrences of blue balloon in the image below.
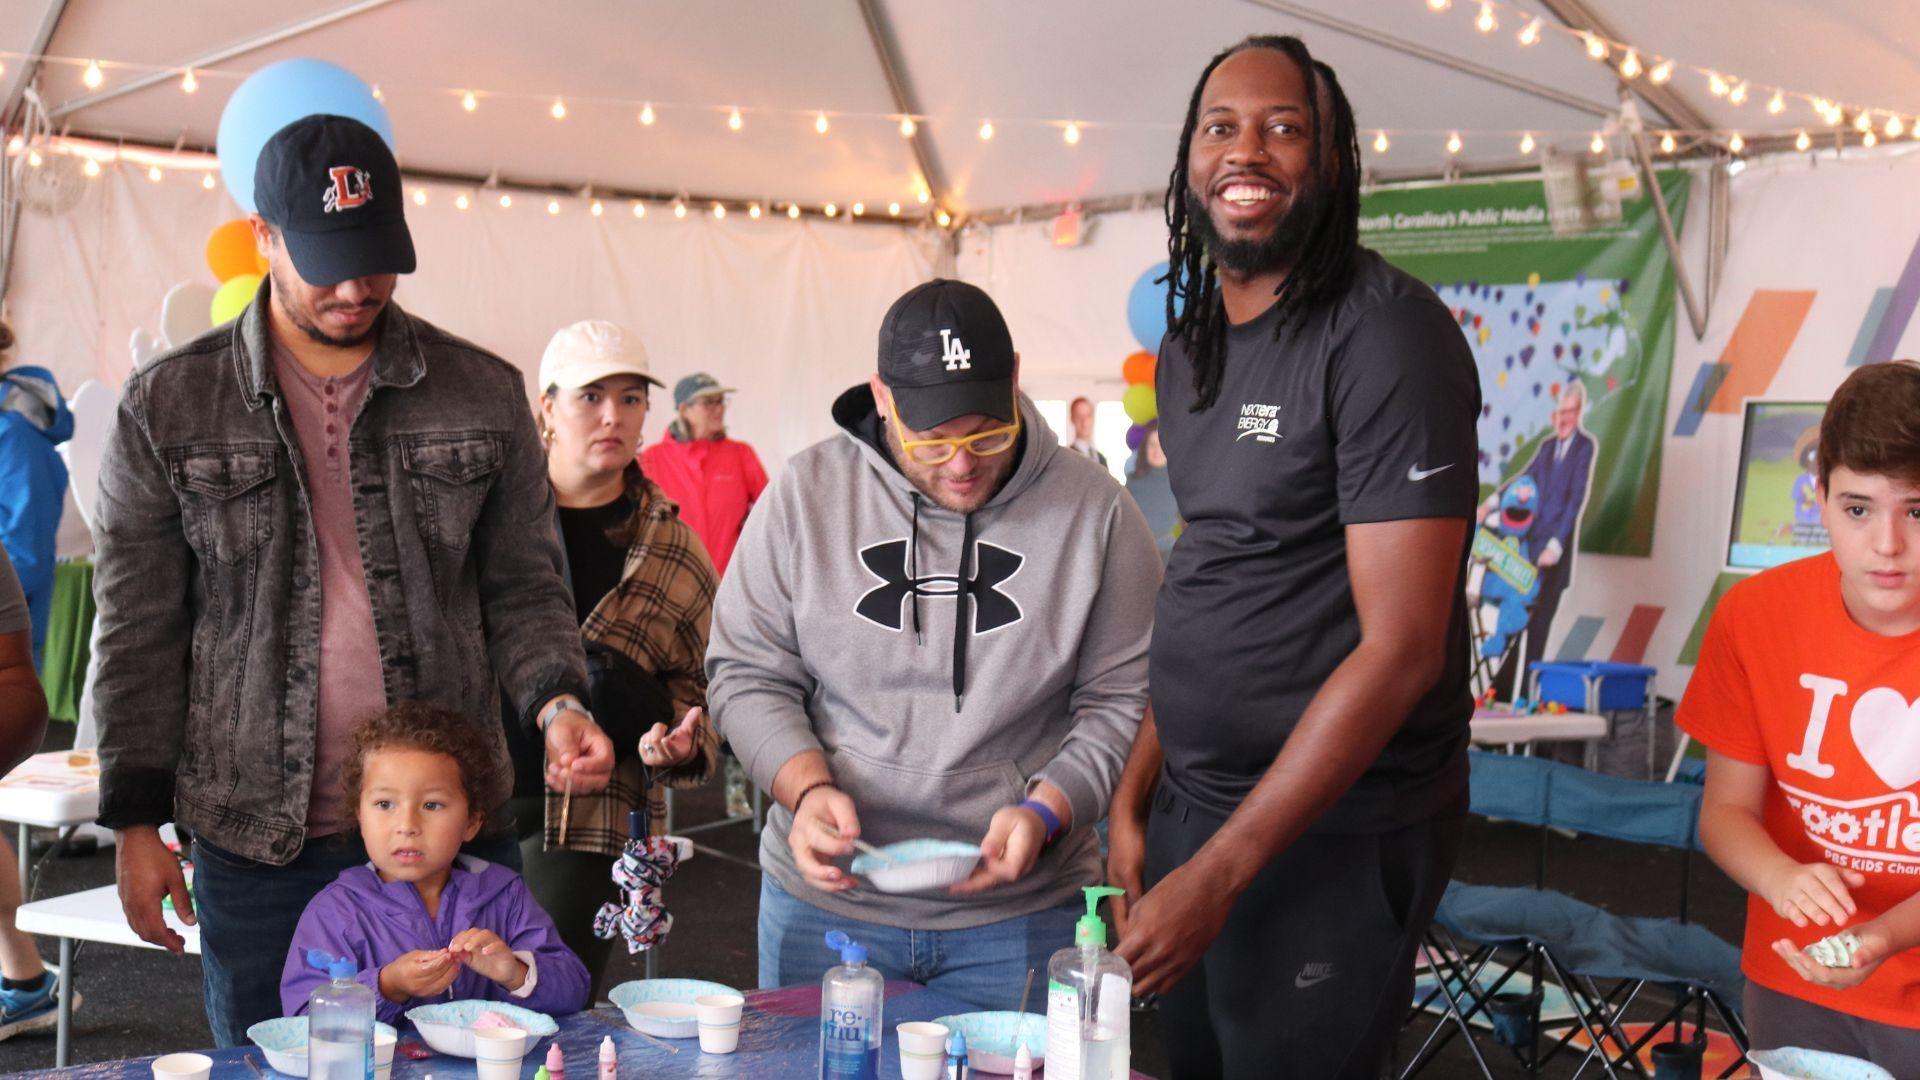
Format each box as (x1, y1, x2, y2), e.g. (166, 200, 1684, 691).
(217, 59, 394, 213)
(1127, 262, 1183, 353)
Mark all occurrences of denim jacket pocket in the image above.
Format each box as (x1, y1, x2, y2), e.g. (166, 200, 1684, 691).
(168, 445, 278, 565)
(403, 433, 504, 551)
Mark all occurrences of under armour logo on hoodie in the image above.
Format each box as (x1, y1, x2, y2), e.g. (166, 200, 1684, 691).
(854, 539, 1024, 634)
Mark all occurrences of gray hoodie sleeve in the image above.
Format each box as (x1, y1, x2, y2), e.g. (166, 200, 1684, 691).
(706, 467, 820, 793)
(1030, 489, 1160, 831)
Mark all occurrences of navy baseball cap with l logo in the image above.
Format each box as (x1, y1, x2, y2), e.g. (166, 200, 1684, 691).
(254, 114, 416, 287)
(877, 279, 1017, 431)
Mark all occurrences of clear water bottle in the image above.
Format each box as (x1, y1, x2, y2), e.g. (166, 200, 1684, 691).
(819, 930, 882, 1080)
(306, 949, 375, 1080)
(1045, 887, 1131, 1080)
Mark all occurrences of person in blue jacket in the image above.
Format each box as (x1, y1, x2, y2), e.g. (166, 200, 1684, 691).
(0, 322, 72, 668)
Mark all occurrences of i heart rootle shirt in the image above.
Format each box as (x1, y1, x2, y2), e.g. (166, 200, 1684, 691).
(1678, 552, 1920, 1026)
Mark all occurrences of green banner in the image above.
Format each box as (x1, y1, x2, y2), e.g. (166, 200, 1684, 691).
(1359, 170, 1689, 556)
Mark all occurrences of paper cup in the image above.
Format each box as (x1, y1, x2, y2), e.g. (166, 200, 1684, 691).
(151, 1053, 213, 1080)
(897, 1021, 950, 1080)
(473, 1026, 529, 1080)
(696, 993, 745, 1054)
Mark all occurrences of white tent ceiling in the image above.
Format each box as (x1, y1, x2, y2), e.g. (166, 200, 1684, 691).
(5, 0, 1920, 216)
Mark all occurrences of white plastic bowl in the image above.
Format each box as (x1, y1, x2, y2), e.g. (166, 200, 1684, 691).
(933, 1012, 1047, 1075)
(850, 839, 982, 893)
(244, 1017, 398, 1078)
(402, 1001, 558, 1059)
(608, 979, 740, 1038)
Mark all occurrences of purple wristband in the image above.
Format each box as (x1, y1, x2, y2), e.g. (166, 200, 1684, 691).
(1017, 799, 1064, 845)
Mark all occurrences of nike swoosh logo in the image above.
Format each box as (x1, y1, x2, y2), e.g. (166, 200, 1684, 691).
(1294, 972, 1335, 989)
(1408, 463, 1453, 482)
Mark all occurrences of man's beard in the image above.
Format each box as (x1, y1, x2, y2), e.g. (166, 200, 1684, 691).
(270, 264, 384, 348)
(1184, 182, 1325, 278)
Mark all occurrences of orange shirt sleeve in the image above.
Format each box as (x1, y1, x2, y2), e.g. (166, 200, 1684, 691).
(1675, 586, 1768, 765)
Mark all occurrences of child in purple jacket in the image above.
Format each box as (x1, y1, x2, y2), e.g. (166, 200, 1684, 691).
(280, 703, 590, 1022)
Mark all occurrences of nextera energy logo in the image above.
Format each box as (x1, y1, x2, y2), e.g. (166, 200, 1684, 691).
(1236, 402, 1281, 443)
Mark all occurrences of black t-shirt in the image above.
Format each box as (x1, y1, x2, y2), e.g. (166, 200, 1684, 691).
(559, 496, 633, 624)
(1151, 248, 1481, 832)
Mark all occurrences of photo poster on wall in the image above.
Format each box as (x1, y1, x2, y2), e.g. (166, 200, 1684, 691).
(1727, 401, 1830, 571)
(1359, 169, 1690, 559)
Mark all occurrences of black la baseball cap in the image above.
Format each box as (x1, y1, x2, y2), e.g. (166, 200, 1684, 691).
(877, 279, 1016, 430)
(254, 114, 416, 287)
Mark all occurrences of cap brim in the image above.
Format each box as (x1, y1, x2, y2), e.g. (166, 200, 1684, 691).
(549, 360, 666, 390)
(890, 377, 1015, 431)
(280, 218, 418, 287)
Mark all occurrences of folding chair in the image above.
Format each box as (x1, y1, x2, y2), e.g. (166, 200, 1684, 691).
(1401, 752, 1748, 1079)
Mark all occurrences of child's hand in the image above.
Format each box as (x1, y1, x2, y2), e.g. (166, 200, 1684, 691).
(1773, 923, 1893, 990)
(378, 950, 460, 1003)
(1762, 862, 1865, 928)
(448, 928, 527, 990)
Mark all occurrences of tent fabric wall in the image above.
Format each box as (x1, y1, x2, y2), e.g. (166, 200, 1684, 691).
(2, 167, 947, 469)
(961, 147, 1920, 697)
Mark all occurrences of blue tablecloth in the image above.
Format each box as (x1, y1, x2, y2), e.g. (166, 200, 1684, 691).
(28, 982, 1155, 1078)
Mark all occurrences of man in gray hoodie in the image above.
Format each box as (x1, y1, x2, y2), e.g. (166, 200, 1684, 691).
(708, 280, 1159, 1008)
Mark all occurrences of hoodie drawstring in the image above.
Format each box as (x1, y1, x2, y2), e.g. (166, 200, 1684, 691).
(953, 510, 973, 712)
(908, 494, 923, 644)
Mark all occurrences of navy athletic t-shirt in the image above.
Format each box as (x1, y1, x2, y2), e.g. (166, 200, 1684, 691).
(1151, 248, 1481, 833)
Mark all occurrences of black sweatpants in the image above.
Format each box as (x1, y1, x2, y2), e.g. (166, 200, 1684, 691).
(1144, 781, 1467, 1080)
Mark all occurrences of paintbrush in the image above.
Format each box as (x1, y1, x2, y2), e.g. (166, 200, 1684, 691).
(824, 823, 892, 864)
(243, 1053, 264, 1078)
(558, 767, 575, 845)
(1015, 967, 1035, 1045)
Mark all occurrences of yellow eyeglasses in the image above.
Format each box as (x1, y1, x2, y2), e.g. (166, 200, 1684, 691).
(885, 388, 1022, 466)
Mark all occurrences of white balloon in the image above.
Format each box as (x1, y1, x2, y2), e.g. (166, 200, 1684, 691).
(63, 379, 120, 532)
(159, 281, 216, 349)
(129, 328, 164, 370)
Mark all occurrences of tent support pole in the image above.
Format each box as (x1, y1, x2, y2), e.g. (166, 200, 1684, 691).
(46, 0, 406, 121)
(1535, 0, 1713, 133)
(852, 0, 952, 215)
(1629, 130, 1709, 340)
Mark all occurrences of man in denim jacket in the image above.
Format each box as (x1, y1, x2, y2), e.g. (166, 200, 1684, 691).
(91, 116, 614, 1044)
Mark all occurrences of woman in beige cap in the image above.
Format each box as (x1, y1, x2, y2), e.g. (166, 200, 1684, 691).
(504, 319, 719, 997)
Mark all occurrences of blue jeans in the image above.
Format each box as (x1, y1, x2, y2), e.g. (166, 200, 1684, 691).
(192, 827, 521, 1047)
(757, 875, 1078, 1012)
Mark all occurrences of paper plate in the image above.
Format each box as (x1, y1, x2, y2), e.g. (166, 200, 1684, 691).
(402, 1000, 557, 1058)
(245, 1017, 398, 1077)
(932, 1011, 1046, 1075)
(608, 978, 740, 1038)
(1749, 1048, 1895, 1080)
(850, 839, 982, 893)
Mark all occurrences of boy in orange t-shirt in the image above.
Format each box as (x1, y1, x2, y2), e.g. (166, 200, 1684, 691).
(1678, 360, 1920, 1060)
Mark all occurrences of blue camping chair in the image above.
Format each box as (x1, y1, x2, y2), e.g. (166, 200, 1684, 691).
(1401, 752, 1747, 1079)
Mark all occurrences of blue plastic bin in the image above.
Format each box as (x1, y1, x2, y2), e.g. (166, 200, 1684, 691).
(1529, 661, 1656, 712)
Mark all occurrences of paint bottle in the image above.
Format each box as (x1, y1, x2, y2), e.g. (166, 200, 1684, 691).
(598, 1035, 617, 1080)
(944, 1029, 970, 1080)
(818, 930, 882, 1079)
(1011, 1043, 1033, 1080)
(545, 1041, 567, 1080)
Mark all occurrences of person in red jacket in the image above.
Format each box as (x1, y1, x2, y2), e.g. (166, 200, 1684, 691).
(641, 373, 769, 580)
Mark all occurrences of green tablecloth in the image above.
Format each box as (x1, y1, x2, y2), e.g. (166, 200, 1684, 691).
(42, 560, 91, 723)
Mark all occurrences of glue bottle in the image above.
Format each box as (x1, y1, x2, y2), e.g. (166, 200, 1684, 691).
(1044, 886, 1131, 1080)
(305, 949, 375, 1080)
(945, 1029, 969, 1079)
(819, 930, 882, 1079)
(545, 1042, 567, 1080)
(598, 1035, 617, 1080)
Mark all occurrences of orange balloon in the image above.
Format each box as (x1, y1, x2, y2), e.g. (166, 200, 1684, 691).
(1122, 350, 1157, 386)
(205, 219, 259, 283)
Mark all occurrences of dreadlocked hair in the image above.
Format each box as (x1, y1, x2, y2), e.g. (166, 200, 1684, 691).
(1163, 35, 1363, 412)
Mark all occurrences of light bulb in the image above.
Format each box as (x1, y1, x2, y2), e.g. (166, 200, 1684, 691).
(82, 60, 103, 90)
(27, 149, 42, 168)
(1618, 51, 1641, 79)
(1728, 132, 1745, 154)
(1864, 131, 1879, 148)
(1475, 3, 1496, 33)
(1426, 0, 1450, 10)
(1446, 131, 1462, 155)
(82, 157, 101, 178)
(788, 203, 801, 219)
(899, 115, 916, 138)
(371, 84, 383, 101)
(824, 203, 838, 218)
(1649, 60, 1674, 84)
(815, 111, 830, 135)
(1519, 131, 1535, 154)
(1590, 132, 1606, 154)
(1063, 122, 1081, 145)
(1708, 72, 1729, 97)
(674, 201, 687, 219)
(180, 69, 198, 94)
(1889, 116, 1907, 138)
(936, 209, 952, 227)
(201, 172, 215, 190)
(728, 108, 743, 132)
(852, 202, 865, 216)
(1795, 130, 1811, 152)
(713, 203, 726, 219)
(917, 189, 930, 204)
(1517, 17, 1542, 46)
(551, 99, 567, 120)
(1583, 33, 1607, 61)
(1659, 132, 1677, 154)
(462, 91, 477, 112)
(1767, 90, 1785, 115)
(632, 201, 646, 218)
(455, 193, 471, 210)
(147, 164, 163, 182)
(412, 189, 427, 206)
(978, 120, 995, 141)
(499, 194, 512, 208)
(1373, 130, 1390, 153)
(547, 199, 561, 216)
(640, 103, 655, 126)
(1729, 82, 1749, 106)
(749, 203, 762, 219)
(889, 201, 900, 216)
(590, 200, 604, 217)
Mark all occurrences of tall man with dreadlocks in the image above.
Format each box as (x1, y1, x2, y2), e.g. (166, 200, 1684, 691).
(1105, 36, 1482, 1077)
